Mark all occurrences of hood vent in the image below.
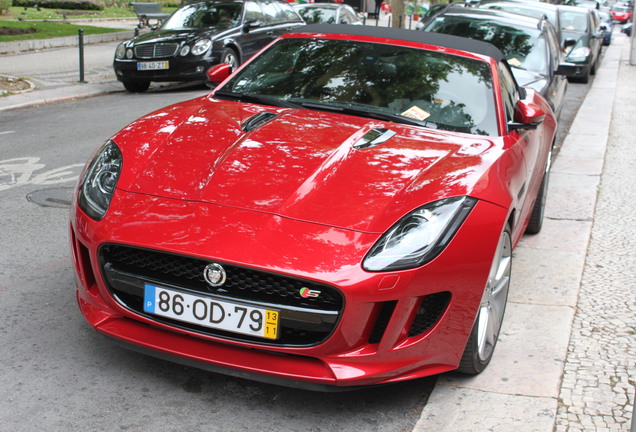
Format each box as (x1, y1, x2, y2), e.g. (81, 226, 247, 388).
(353, 128, 396, 149)
(241, 112, 279, 132)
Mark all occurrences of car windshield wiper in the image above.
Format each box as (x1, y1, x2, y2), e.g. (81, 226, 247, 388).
(300, 101, 438, 129)
(213, 90, 302, 109)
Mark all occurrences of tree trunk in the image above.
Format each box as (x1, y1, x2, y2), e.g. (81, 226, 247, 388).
(391, 0, 405, 28)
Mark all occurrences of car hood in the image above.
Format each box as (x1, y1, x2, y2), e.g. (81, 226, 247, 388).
(113, 97, 501, 233)
(131, 28, 229, 45)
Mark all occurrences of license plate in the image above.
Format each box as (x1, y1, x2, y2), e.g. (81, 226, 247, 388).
(137, 61, 169, 71)
(143, 284, 279, 340)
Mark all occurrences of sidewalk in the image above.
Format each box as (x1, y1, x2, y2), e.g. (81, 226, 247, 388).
(414, 33, 635, 431)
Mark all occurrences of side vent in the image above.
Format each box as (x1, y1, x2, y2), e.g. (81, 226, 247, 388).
(241, 112, 278, 132)
(408, 292, 451, 337)
(368, 300, 397, 344)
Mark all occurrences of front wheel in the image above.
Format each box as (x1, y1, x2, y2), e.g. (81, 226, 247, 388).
(122, 80, 150, 93)
(220, 47, 240, 71)
(457, 225, 512, 375)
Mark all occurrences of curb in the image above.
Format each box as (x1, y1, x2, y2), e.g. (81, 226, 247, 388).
(0, 30, 134, 55)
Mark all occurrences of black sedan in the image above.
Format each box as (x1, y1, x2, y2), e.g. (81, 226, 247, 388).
(113, 0, 304, 92)
(422, 7, 569, 119)
(558, 5, 604, 83)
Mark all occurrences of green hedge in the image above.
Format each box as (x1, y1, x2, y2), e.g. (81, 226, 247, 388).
(12, 0, 103, 10)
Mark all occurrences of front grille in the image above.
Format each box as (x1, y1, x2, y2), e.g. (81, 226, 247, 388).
(99, 244, 344, 346)
(135, 43, 179, 59)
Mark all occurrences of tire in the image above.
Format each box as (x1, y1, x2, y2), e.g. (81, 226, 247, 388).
(590, 59, 597, 76)
(122, 80, 150, 93)
(220, 47, 239, 71)
(457, 225, 512, 375)
(525, 157, 551, 235)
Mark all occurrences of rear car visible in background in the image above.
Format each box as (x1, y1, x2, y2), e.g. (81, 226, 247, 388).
(113, 0, 304, 92)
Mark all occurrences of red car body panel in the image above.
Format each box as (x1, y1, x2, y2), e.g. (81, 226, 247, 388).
(70, 28, 557, 388)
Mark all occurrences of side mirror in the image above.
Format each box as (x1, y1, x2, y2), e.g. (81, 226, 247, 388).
(243, 19, 262, 32)
(509, 100, 546, 132)
(206, 63, 231, 84)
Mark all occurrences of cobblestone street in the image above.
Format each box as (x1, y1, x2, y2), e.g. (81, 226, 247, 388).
(555, 40, 636, 432)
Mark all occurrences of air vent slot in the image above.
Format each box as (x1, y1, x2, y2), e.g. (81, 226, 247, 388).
(353, 128, 396, 149)
(368, 300, 397, 344)
(241, 112, 278, 132)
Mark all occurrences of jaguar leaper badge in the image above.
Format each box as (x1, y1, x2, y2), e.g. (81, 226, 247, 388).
(203, 263, 226, 287)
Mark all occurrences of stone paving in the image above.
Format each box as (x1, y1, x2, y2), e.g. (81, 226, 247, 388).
(554, 38, 636, 432)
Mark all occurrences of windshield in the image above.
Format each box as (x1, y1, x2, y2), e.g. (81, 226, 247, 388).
(559, 10, 588, 32)
(425, 17, 547, 74)
(481, 4, 558, 28)
(219, 38, 498, 135)
(162, 2, 243, 30)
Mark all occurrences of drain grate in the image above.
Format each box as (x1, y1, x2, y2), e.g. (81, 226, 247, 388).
(27, 187, 74, 208)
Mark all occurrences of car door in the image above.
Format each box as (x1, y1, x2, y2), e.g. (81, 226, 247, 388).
(498, 62, 544, 228)
(235, 0, 277, 62)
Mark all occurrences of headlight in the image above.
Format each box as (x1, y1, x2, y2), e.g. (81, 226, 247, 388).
(179, 45, 191, 56)
(126, 48, 134, 59)
(115, 43, 126, 59)
(191, 39, 212, 56)
(363, 197, 477, 272)
(78, 140, 122, 221)
(567, 46, 591, 62)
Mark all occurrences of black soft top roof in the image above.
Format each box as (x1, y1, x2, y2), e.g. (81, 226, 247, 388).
(291, 24, 504, 63)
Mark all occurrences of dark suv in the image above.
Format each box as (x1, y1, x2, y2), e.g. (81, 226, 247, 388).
(113, 0, 304, 92)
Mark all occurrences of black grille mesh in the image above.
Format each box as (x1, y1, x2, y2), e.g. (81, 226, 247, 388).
(408, 292, 451, 337)
(101, 244, 343, 309)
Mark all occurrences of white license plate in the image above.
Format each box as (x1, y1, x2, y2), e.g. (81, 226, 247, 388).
(137, 61, 169, 71)
(143, 284, 279, 340)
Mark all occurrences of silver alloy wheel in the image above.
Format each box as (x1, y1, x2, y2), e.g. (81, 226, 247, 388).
(222, 51, 238, 70)
(476, 228, 512, 362)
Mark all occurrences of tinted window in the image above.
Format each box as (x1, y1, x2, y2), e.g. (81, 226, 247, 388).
(222, 38, 498, 135)
(261, 0, 285, 23)
(162, 2, 243, 29)
(244, 0, 264, 22)
(296, 6, 338, 24)
(498, 63, 518, 124)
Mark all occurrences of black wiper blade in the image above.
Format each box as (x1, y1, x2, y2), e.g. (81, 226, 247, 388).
(300, 102, 438, 129)
(213, 90, 301, 109)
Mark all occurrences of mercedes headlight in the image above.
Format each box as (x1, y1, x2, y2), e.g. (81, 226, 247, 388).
(363, 197, 477, 272)
(191, 39, 212, 56)
(79, 140, 122, 221)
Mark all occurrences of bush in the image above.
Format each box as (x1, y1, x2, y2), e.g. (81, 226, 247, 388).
(0, 0, 12, 15)
(12, 0, 103, 10)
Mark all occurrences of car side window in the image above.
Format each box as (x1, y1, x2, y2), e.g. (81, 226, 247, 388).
(498, 63, 519, 124)
(245, 1, 264, 22)
(260, 0, 285, 24)
(276, 1, 302, 23)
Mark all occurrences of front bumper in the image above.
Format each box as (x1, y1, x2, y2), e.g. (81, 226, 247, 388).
(70, 190, 508, 388)
(558, 60, 591, 79)
(113, 55, 219, 83)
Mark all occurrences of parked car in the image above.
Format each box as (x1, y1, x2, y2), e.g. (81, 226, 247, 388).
(558, 5, 604, 83)
(598, 10, 613, 45)
(622, 21, 632, 36)
(293, 3, 363, 24)
(72, 24, 557, 389)
(421, 7, 568, 118)
(113, 0, 304, 92)
(610, 3, 633, 23)
(478, 0, 564, 42)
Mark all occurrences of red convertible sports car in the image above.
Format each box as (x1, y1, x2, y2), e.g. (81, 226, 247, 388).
(70, 25, 556, 389)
